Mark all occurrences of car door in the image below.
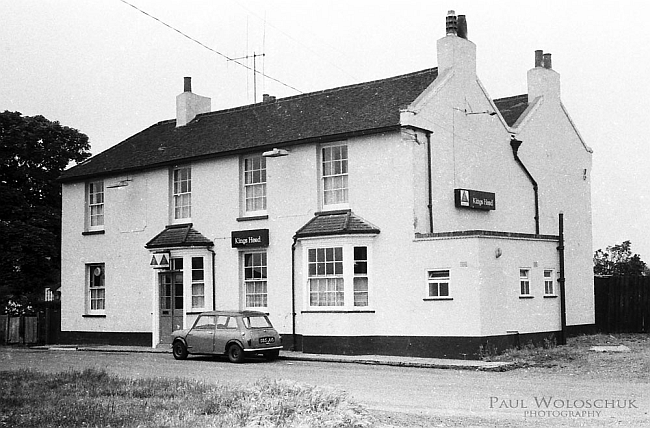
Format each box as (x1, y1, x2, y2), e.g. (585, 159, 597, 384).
(213, 315, 238, 354)
(185, 315, 216, 354)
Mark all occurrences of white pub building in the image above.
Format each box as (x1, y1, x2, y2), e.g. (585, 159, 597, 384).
(59, 12, 593, 358)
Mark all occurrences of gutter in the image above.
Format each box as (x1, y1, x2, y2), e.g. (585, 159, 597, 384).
(509, 137, 540, 235)
(57, 125, 403, 183)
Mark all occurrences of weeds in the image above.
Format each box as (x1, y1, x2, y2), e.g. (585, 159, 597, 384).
(0, 369, 372, 427)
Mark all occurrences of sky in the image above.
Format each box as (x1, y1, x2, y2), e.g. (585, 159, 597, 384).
(2, 1, 650, 262)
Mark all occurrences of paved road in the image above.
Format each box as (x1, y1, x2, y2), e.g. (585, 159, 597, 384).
(1, 348, 648, 427)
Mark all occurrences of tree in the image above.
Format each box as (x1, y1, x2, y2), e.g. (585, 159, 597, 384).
(0, 111, 91, 308)
(593, 240, 648, 276)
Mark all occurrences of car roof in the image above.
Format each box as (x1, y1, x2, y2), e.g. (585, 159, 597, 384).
(197, 310, 268, 317)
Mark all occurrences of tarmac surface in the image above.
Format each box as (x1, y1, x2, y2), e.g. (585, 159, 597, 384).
(32, 344, 516, 371)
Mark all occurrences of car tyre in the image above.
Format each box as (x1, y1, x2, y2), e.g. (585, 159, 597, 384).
(265, 349, 280, 361)
(227, 343, 245, 363)
(172, 341, 188, 360)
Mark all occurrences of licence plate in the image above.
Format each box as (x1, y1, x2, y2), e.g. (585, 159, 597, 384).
(259, 337, 275, 344)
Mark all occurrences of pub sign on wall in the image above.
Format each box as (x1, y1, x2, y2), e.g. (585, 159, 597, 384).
(454, 188, 496, 210)
(231, 229, 270, 248)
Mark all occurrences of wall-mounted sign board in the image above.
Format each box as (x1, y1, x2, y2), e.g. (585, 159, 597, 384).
(454, 188, 496, 210)
(231, 229, 270, 248)
(150, 252, 171, 269)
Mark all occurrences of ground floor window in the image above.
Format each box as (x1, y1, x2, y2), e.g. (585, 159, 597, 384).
(426, 269, 450, 298)
(191, 257, 205, 309)
(544, 269, 555, 295)
(520, 269, 531, 296)
(244, 252, 267, 308)
(87, 263, 105, 314)
(353, 246, 369, 306)
(308, 247, 344, 306)
(304, 243, 372, 309)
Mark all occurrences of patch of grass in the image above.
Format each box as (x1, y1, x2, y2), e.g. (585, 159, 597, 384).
(480, 334, 585, 368)
(0, 368, 373, 427)
(481, 333, 650, 376)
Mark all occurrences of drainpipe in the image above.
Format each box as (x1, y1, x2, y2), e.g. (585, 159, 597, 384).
(510, 137, 540, 234)
(558, 212, 567, 345)
(426, 131, 434, 233)
(209, 248, 216, 310)
(291, 236, 298, 350)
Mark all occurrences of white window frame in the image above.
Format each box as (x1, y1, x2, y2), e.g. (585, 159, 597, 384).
(243, 251, 268, 309)
(172, 166, 191, 222)
(86, 263, 105, 314)
(353, 246, 369, 307)
(191, 256, 205, 310)
(242, 155, 267, 215)
(520, 268, 532, 297)
(302, 237, 373, 311)
(543, 269, 556, 296)
(87, 180, 104, 231)
(321, 143, 349, 209)
(425, 269, 451, 300)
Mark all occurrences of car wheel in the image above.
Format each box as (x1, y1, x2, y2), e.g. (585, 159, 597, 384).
(172, 341, 188, 360)
(265, 349, 280, 361)
(227, 343, 245, 363)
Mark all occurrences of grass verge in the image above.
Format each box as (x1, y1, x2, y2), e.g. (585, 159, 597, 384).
(0, 368, 372, 427)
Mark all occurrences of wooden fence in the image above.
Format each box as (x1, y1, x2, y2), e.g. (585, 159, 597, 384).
(0, 302, 61, 345)
(594, 276, 650, 333)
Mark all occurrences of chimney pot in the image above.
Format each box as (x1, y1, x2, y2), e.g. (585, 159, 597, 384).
(457, 15, 468, 39)
(535, 50, 544, 68)
(543, 53, 552, 69)
(446, 10, 457, 35)
(262, 93, 270, 103)
(184, 77, 192, 93)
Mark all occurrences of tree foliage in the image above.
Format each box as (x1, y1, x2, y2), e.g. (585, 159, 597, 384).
(593, 240, 648, 276)
(0, 111, 90, 305)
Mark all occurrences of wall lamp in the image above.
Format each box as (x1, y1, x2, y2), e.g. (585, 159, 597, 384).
(262, 148, 290, 157)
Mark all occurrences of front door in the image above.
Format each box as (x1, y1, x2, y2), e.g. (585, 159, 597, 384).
(159, 269, 183, 344)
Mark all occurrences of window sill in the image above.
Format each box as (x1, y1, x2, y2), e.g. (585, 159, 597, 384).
(82, 314, 106, 318)
(519, 295, 534, 299)
(186, 311, 204, 315)
(301, 310, 375, 314)
(423, 297, 453, 301)
(82, 230, 105, 236)
(237, 215, 269, 222)
(543, 295, 558, 298)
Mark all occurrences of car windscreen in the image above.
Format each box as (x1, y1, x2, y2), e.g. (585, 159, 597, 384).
(242, 316, 272, 329)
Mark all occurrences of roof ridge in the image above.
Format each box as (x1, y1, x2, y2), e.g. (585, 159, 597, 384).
(193, 68, 439, 121)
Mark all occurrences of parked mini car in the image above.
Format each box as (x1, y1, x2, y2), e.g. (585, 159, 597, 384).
(171, 310, 282, 363)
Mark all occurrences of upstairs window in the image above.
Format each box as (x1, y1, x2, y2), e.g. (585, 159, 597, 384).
(243, 156, 267, 213)
(87, 180, 104, 230)
(322, 144, 348, 207)
(173, 167, 191, 221)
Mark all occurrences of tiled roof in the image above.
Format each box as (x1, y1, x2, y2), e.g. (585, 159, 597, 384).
(145, 224, 213, 249)
(60, 68, 439, 182)
(493, 94, 529, 127)
(295, 210, 380, 238)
